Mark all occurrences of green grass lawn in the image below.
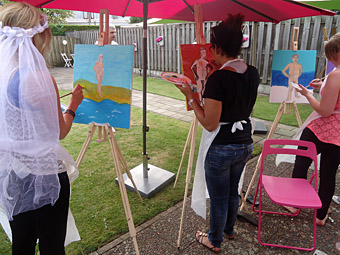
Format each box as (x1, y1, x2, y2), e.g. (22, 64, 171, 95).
(0, 77, 313, 254)
(253, 95, 314, 127)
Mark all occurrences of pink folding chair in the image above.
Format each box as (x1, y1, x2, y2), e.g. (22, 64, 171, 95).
(252, 139, 321, 251)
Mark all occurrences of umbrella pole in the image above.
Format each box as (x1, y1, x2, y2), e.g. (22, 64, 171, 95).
(142, 0, 149, 178)
(122, 0, 174, 199)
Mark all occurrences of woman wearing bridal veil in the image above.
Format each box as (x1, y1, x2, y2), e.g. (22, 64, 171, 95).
(0, 2, 83, 254)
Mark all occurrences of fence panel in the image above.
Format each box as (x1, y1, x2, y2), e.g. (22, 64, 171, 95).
(49, 36, 79, 67)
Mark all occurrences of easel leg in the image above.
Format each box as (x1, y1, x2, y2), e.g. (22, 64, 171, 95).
(76, 123, 97, 168)
(110, 128, 143, 202)
(240, 102, 285, 212)
(177, 117, 198, 249)
(105, 125, 140, 255)
(238, 168, 251, 215)
(174, 119, 195, 188)
(293, 102, 302, 127)
(96, 125, 107, 143)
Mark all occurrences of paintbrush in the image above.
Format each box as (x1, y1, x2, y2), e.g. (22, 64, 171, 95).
(59, 85, 85, 98)
(60, 92, 72, 98)
(316, 76, 326, 82)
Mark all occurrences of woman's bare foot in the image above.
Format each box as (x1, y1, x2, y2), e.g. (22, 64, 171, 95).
(283, 206, 298, 214)
(316, 214, 328, 226)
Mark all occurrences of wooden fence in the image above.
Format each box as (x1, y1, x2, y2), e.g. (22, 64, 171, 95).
(49, 36, 79, 67)
(62, 15, 340, 84)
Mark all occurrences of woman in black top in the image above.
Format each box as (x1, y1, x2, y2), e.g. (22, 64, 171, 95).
(176, 13, 259, 253)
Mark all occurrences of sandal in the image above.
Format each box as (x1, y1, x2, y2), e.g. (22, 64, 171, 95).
(225, 233, 235, 240)
(195, 231, 221, 254)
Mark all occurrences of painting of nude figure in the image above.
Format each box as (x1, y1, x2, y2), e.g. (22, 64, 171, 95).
(180, 44, 214, 110)
(73, 44, 134, 129)
(270, 50, 316, 104)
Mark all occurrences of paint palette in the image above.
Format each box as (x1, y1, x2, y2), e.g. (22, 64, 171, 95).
(292, 83, 313, 93)
(161, 72, 191, 86)
(291, 83, 301, 90)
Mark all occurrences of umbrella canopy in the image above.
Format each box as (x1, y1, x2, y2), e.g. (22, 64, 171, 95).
(13, 0, 335, 23)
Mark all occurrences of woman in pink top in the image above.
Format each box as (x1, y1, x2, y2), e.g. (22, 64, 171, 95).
(288, 32, 340, 226)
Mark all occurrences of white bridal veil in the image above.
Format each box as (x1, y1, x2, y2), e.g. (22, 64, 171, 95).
(0, 15, 78, 225)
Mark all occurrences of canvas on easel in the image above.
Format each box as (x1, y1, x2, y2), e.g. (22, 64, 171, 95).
(327, 60, 335, 75)
(270, 50, 316, 104)
(73, 44, 134, 129)
(180, 43, 215, 109)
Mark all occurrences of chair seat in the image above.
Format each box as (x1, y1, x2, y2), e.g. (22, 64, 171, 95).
(262, 175, 322, 209)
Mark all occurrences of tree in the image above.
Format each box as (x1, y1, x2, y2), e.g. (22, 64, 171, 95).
(130, 17, 144, 24)
(0, 1, 73, 24)
(41, 8, 73, 24)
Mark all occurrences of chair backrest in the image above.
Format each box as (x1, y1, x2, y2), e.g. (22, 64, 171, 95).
(260, 139, 318, 186)
(262, 139, 317, 160)
(60, 53, 70, 61)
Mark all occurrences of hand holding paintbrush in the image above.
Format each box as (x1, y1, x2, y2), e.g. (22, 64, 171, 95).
(308, 76, 325, 89)
(60, 84, 84, 115)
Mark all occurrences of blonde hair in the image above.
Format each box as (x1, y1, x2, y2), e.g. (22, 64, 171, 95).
(325, 32, 340, 60)
(0, 2, 52, 57)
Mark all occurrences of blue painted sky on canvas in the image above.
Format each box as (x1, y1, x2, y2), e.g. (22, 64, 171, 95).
(272, 50, 317, 72)
(74, 45, 134, 89)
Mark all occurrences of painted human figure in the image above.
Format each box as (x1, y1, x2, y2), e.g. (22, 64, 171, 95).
(191, 47, 211, 103)
(282, 53, 303, 101)
(94, 54, 104, 97)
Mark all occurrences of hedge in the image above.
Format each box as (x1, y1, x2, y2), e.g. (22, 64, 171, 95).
(49, 24, 100, 36)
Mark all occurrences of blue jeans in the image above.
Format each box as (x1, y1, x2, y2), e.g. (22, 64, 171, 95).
(205, 143, 253, 248)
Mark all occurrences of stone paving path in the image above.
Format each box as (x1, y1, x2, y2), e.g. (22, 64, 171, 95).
(50, 67, 339, 255)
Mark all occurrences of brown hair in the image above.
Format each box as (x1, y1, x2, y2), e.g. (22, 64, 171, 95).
(0, 2, 52, 57)
(325, 32, 340, 60)
(210, 13, 244, 58)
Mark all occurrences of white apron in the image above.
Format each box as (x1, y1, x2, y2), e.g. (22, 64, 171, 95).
(191, 59, 249, 219)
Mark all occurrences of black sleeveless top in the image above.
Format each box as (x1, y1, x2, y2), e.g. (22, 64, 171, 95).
(203, 65, 260, 144)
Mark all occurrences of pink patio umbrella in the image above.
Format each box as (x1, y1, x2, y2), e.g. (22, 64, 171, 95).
(11, 0, 336, 196)
(12, 0, 336, 23)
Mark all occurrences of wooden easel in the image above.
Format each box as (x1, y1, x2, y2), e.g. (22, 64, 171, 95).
(176, 4, 203, 249)
(75, 10, 141, 255)
(240, 27, 303, 212)
(76, 123, 142, 202)
(96, 9, 109, 143)
(76, 124, 141, 254)
(97, 9, 109, 46)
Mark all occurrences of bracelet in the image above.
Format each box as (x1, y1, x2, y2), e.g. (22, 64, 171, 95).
(64, 109, 75, 119)
(188, 98, 194, 107)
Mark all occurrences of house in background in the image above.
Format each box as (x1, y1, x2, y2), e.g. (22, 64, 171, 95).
(66, 11, 130, 27)
(66, 11, 162, 27)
